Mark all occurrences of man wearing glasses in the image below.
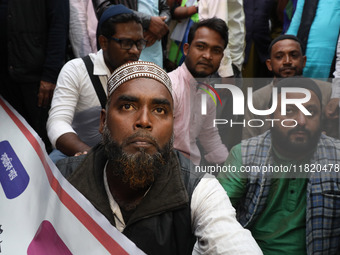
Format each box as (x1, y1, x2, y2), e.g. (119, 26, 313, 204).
(47, 5, 146, 163)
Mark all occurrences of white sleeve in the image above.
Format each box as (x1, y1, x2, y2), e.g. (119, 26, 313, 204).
(225, 0, 245, 72)
(198, 0, 245, 77)
(191, 174, 263, 254)
(47, 60, 84, 148)
(198, 0, 227, 20)
(331, 37, 340, 98)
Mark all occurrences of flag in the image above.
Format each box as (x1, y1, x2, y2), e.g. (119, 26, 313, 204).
(0, 96, 145, 254)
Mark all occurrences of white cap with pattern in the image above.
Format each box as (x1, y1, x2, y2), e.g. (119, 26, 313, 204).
(107, 61, 172, 97)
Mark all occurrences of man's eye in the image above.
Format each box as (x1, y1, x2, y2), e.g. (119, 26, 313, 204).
(154, 107, 166, 114)
(122, 104, 133, 110)
(196, 44, 204, 50)
(286, 108, 293, 114)
(212, 48, 223, 55)
(275, 55, 283, 60)
(307, 108, 316, 116)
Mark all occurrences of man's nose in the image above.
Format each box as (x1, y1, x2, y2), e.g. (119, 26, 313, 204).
(202, 49, 213, 60)
(134, 107, 152, 130)
(295, 111, 307, 126)
(283, 54, 292, 64)
(129, 43, 140, 55)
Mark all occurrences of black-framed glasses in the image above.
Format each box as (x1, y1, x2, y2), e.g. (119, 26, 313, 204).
(110, 37, 147, 50)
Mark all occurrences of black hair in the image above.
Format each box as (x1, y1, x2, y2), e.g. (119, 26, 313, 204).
(268, 34, 305, 56)
(187, 18, 228, 49)
(99, 13, 142, 38)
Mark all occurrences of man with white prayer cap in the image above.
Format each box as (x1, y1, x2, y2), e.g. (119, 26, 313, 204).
(59, 61, 263, 255)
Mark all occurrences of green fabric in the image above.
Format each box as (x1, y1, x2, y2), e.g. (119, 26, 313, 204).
(168, 0, 198, 65)
(285, 0, 294, 20)
(168, 41, 184, 65)
(180, 0, 199, 22)
(218, 144, 308, 255)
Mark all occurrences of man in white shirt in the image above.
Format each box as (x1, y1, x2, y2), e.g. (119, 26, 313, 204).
(198, 0, 245, 78)
(47, 5, 146, 162)
(60, 61, 262, 254)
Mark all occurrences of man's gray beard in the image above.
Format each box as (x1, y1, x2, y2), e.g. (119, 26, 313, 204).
(102, 124, 173, 190)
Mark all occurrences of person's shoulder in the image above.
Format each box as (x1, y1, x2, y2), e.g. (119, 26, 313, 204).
(312, 78, 331, 86)
(168, 65, 181, 82)
(312, 78, 332, 93)
(57, 144, 104, 180)
(168, 65, 187, 100)
(241, 130, 271, 149)
(174, 150, 205, 194)
(61, 56, 86, 72)
(56, 154, 87, 179)
(175, 150, 204, 178)
(253, 82, 273, 95)
(319, 133, 340, 147)
(229, 143, 242, 156)
(251, 82, 273, 106)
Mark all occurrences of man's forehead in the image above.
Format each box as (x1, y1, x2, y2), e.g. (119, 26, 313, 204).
(192, 27, 224, 46)
(115, 20, 141, 29)
(272, 39, 301, 53)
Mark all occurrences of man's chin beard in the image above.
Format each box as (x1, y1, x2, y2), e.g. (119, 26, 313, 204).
(273, 69, 302, 78)
(102, 125, 172, 190)
(271, 126, 321, 157)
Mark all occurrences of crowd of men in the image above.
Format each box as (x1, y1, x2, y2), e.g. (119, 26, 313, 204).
(1, 2, 340, 254)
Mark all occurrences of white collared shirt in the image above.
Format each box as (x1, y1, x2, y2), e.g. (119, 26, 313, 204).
(47, 50, 111, 148)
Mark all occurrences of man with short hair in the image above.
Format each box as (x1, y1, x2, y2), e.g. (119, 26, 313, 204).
(242, 34, 333, 139)
(47, 5, 146, 162)
(168, 18, 229, 165)
(61, 61, 262, 254)
(94, 0, 170, 67)
(218, 77, 340, 254)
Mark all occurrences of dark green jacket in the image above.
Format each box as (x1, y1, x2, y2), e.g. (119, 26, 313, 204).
(59, 144, 203, 254)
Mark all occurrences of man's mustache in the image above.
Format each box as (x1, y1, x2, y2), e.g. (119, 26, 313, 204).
(287, 126, 311, 137)
(122, 132, 161, 151)
(279, 66, 297, 72)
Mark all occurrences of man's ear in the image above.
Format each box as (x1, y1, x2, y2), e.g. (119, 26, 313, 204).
(266, 59, 273, 72)
(98, 35, 108, 51)
(183, 43, 190, 56)
(99, 109, 106, 134)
